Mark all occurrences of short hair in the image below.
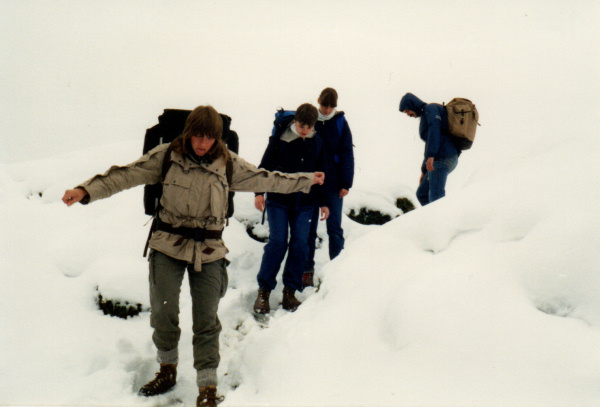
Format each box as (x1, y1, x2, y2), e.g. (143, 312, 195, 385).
(318, 87, 338, 108)
(171, 105, 229, 161)
(183, 105, 223, 140)
(295, 103, 318, 127)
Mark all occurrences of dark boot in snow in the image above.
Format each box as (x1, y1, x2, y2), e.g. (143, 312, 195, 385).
(253, 288, 271, 314)
(302, 271, 314, 288)
(282, 286, 301, 312)
(138, 363, 177, 396)
(197, 385, 224, 407)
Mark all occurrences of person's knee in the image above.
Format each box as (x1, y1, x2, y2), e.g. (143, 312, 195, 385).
(264, 239, 288, 254)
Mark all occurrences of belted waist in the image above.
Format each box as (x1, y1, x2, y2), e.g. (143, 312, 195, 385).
(156, 219, 223, 242)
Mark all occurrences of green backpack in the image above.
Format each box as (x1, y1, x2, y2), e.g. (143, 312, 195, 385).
(444, 98, 480, 150)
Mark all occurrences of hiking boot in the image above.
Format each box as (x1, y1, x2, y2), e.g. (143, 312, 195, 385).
(138, 364, 177, 396)
(197, 385, 224, 407)
(302, 272, 314, 288)
(282, 286, 301, 312)
(253, 289, 271, 314)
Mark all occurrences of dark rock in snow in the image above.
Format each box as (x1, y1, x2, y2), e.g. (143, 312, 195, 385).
(97, 288, 148, 319)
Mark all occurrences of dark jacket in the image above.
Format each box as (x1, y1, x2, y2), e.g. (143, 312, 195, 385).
(257, 125, 328, 208)
(315, 112, 354, 192)
(400, 93, 460, 168)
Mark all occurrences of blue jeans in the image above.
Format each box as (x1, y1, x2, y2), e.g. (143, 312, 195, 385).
(416, 155, 458, 206)
(305, 188, 345, 271)
(257, 200, 314, 292)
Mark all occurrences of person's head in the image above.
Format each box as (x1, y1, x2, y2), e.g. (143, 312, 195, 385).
(172, 105, 229, 160)
(294, 103, 318, 138)
(399, 93, 426, 118)
(318, 87, 338, 116)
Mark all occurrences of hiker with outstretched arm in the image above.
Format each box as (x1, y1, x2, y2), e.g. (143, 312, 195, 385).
(304, 87, 354, 288)
(399, 93, 461, 206)
(62, 105, 324, 407)
(253, 103, 329, 316)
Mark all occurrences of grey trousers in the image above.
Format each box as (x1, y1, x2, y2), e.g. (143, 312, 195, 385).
(148, 250, 228, 388)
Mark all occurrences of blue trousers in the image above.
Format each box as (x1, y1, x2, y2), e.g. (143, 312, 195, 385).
(305, 188, 345, 271)
(257, 200, 314, 292)
(416, 155, 458, 206)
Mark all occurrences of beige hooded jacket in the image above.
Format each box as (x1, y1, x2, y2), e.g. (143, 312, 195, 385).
(78, 144, 315, 271)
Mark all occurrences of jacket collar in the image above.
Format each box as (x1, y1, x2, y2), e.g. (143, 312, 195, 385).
(171, 151, 226, 176)
(280, 123, 316, 143)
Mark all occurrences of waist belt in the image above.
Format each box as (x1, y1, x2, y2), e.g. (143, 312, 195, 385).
(157, 220, 223, 242)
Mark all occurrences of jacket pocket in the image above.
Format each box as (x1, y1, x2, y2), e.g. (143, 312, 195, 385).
(162, 173, 194, 215)
(209, 178, 227, 219)
(219, 258, 229, 298)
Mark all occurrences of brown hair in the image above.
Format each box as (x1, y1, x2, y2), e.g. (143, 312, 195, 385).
(318, 87, 338, 108)
(295, 103, 318, 127)
(170, 105, 230, 161)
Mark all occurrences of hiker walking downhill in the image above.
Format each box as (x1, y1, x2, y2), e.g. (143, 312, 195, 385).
(253, 103, 329, 315)
(62, 105, 325, 406)
(399, 92, 460, 206)
(304, 88, 354, 287)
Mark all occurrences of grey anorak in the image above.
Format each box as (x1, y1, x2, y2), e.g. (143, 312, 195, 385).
(78, 144, 315, 271)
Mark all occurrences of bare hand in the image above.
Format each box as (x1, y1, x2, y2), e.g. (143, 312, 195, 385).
(426, 157, 434, 172)
(313, 172, 325, 185)
(320, 206, 330, 220)
(339, 188, 349, 199)
(254, 195, 266, 212)
(419, 172, 425, 184)
(62, 188, 87, 207)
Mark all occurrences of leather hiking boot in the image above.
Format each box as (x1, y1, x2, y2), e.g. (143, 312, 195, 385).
(302, 272, 314, 288)
(197, 385, 224, 407)
(253, 289, 271, 314)
(282, 286, 301, 312)
(138, 363, 177, 396)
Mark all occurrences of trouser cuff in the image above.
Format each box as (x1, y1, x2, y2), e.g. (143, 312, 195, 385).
(197, 368, 217, 388)
(157, 348, 178, 365)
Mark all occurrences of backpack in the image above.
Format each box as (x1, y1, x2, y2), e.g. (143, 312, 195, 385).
(271, 108, 296, 139)
(443, 98, 480, 150)
(142, 109, 239, 217)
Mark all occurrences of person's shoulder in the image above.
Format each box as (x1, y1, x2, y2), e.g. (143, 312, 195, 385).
(229, 151, 251, 170)
(333, 111, 346, 120)
(144, 143, 172, 164)
(424, 103, 444, 118)
(228, 151, 240, 163)
(147, 143, 170, 155)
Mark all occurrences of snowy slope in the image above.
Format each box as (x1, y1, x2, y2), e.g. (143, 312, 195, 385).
(1, 1, 600, 406)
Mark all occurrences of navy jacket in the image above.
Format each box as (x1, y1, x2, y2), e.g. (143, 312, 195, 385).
(257, 125, 328, 208)
(314, 112, 354, 192)
(400, 93, 460, 169)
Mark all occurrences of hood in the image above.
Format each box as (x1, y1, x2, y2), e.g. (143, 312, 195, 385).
(399, 93, 426, 117)
(280, 122, 316, 143)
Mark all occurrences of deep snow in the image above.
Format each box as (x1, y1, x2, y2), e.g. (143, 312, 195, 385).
(1, 1, 600, 406)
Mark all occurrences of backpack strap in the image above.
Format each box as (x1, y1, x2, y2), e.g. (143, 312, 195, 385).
(160, 144, 175, 182)
(225, 156, 234, 226)
(144, 144, 175, 257)
(337, 114, 345, 137)
(225, 156, 233, 185)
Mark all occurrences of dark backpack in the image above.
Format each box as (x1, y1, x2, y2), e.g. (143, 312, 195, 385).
(142, 109, 239, 217)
